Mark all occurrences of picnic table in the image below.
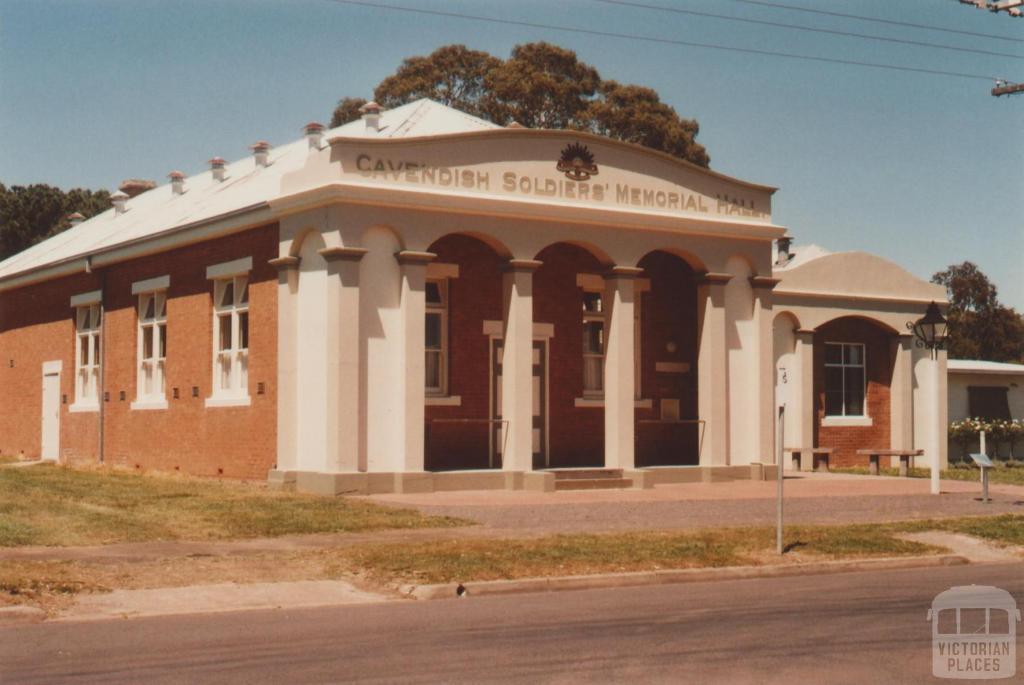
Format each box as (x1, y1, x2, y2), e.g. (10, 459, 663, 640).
(856, 449, 924, 476)
(783, 446, 833, 472)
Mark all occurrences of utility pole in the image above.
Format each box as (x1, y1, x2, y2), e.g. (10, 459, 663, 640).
(992, 80, 1024, 96)
(957, 0, 1022, 16)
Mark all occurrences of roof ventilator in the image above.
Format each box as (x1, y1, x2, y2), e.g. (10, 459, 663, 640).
(251, 141, 271, 167)
(304, 122, 325, 151)
(359, 101, 382, 134)
(168, 171, 186, 195)
(111, 191, 129, 215)
(209, 157, 227, 182)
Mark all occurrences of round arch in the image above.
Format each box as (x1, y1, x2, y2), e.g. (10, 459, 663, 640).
(427, 231, 513, 260)
(533, 239, 614, 268)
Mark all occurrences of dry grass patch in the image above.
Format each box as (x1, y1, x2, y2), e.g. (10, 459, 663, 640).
(0, 464, 465, 547)
(339, 524, 941, 585)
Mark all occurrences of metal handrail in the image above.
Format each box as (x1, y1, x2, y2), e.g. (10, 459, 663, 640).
(425, 418, 509, 469)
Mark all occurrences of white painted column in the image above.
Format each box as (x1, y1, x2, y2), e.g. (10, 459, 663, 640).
(697, 273, 731, 466)
(890, 334, 914, 452)
(320, 247, 366, 472)
(603, 266, 642, 470)
(751, 277, 778, 465)
(270, 256, 300, 472)
(794, 329, 816, 470)
(395, 250, 436, 472)
(501, 259, 540, 472)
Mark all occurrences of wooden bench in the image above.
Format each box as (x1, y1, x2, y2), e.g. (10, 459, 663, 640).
(784, 447, 833, 472)
(856, 449, 924, 476)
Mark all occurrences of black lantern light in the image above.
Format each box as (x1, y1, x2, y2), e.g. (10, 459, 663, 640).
(908, 301, 949, 354)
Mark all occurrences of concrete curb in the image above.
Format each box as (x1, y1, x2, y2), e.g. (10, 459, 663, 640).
(400, 554, 969, 600)
(0, 606, 47, 625)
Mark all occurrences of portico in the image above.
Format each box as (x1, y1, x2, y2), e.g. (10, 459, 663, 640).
(269, 107, 784, 494)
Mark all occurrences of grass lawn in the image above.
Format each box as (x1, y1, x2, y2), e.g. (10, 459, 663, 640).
(833, 464, 1024, 486)
(0, 464, 465, 547)
(339, 523, 943, 585)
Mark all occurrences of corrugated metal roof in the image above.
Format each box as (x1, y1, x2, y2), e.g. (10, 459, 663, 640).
(0, 99, 498, 282)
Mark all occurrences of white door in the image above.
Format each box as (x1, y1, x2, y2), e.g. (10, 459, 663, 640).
(41, 368, 60, 461)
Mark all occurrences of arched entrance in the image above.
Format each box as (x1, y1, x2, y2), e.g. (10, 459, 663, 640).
(635, 251, 700, 466)
(423, 233, 506, 471)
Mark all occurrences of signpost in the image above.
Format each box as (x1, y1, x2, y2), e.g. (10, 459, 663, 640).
(776, 366, 789, 556)
(969, 452, 994, 503)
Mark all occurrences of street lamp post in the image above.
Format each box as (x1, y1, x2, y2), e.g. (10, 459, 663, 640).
(908, 302, 950, 495)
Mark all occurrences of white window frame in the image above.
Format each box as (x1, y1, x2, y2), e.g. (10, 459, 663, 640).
(582, 289, 605, 398)
(823, 342, 867, 418)
(425, 278, 448, 396)
(72, 303, 101, 412)
(206, 265, 251, 407)
(132, 288, 168, 410)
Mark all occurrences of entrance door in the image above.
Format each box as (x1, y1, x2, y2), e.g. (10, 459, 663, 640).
(491, 340, 547, 469)
(41, 365, 60, 461)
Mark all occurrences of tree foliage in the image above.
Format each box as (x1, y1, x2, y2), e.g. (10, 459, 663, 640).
(932, 261, 1024, 363)
(0, 183, 110, 262)
(375, 45, 501, 121)
(331, 42, 709, 167)
(329, 97, 368, 128)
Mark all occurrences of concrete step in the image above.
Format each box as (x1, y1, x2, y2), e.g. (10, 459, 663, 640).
(554, 478, 633, 491)
(549, 468, 624, 481)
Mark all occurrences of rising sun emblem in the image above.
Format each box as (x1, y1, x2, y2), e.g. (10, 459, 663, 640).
(556, 142, 599, 181)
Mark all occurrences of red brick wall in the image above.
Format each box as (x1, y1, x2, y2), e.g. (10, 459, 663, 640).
(813, 317, 893, 467)
(424, 234, 503, 471)
(0, 224, 278, 479)
(636, 252, 699, 466)
(534, 243, 605, 468)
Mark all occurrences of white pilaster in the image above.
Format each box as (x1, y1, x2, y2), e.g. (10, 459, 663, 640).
(751, 277, 778, 464)
(501, 259, 541, 472)
(794, 329, 816, 470)
(320, 247, 367, 471)
(395, 250, 436, 472)
(697, 273, 731, 466)
(270, 256, 300, 472)
(603, 266, 641, 470)
(890, 334, 914, 451)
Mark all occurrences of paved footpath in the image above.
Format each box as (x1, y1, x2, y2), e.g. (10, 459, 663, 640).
(1, 473, 1021, 564)
(365, 472, 1024, 533)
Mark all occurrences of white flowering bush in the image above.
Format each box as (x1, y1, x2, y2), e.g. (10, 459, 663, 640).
(948, 417, 1024, 462)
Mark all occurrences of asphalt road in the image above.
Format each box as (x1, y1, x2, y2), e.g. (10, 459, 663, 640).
(2, 563, 1021, 684)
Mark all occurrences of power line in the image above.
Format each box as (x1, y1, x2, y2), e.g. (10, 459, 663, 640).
(325, 0, 1001, 82)
(592, 0, 1024, 60)
(726, 0, 1024, 43)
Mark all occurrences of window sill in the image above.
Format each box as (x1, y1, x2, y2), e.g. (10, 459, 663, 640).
(821, 416, 873, 427)
(426, 395, 462, 407)
(130, 399, 168, 411)
(68, 402, 99, 414)
(574, 397, 654, 408)
(204, 395, 252, 408)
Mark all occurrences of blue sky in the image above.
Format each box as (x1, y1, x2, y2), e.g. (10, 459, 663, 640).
(1, 0, 1021, 309)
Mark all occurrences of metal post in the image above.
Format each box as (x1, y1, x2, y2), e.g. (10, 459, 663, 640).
(982, 466, 990, 504)
(930, 348, 940, 495)
(777, 405, 785, 555)
(980, 429, 987, 457)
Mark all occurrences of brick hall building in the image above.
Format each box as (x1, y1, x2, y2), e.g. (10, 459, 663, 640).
(0, 100, 949, 493)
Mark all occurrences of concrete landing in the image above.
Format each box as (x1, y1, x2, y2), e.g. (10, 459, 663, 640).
(58, 579, 392, 622)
